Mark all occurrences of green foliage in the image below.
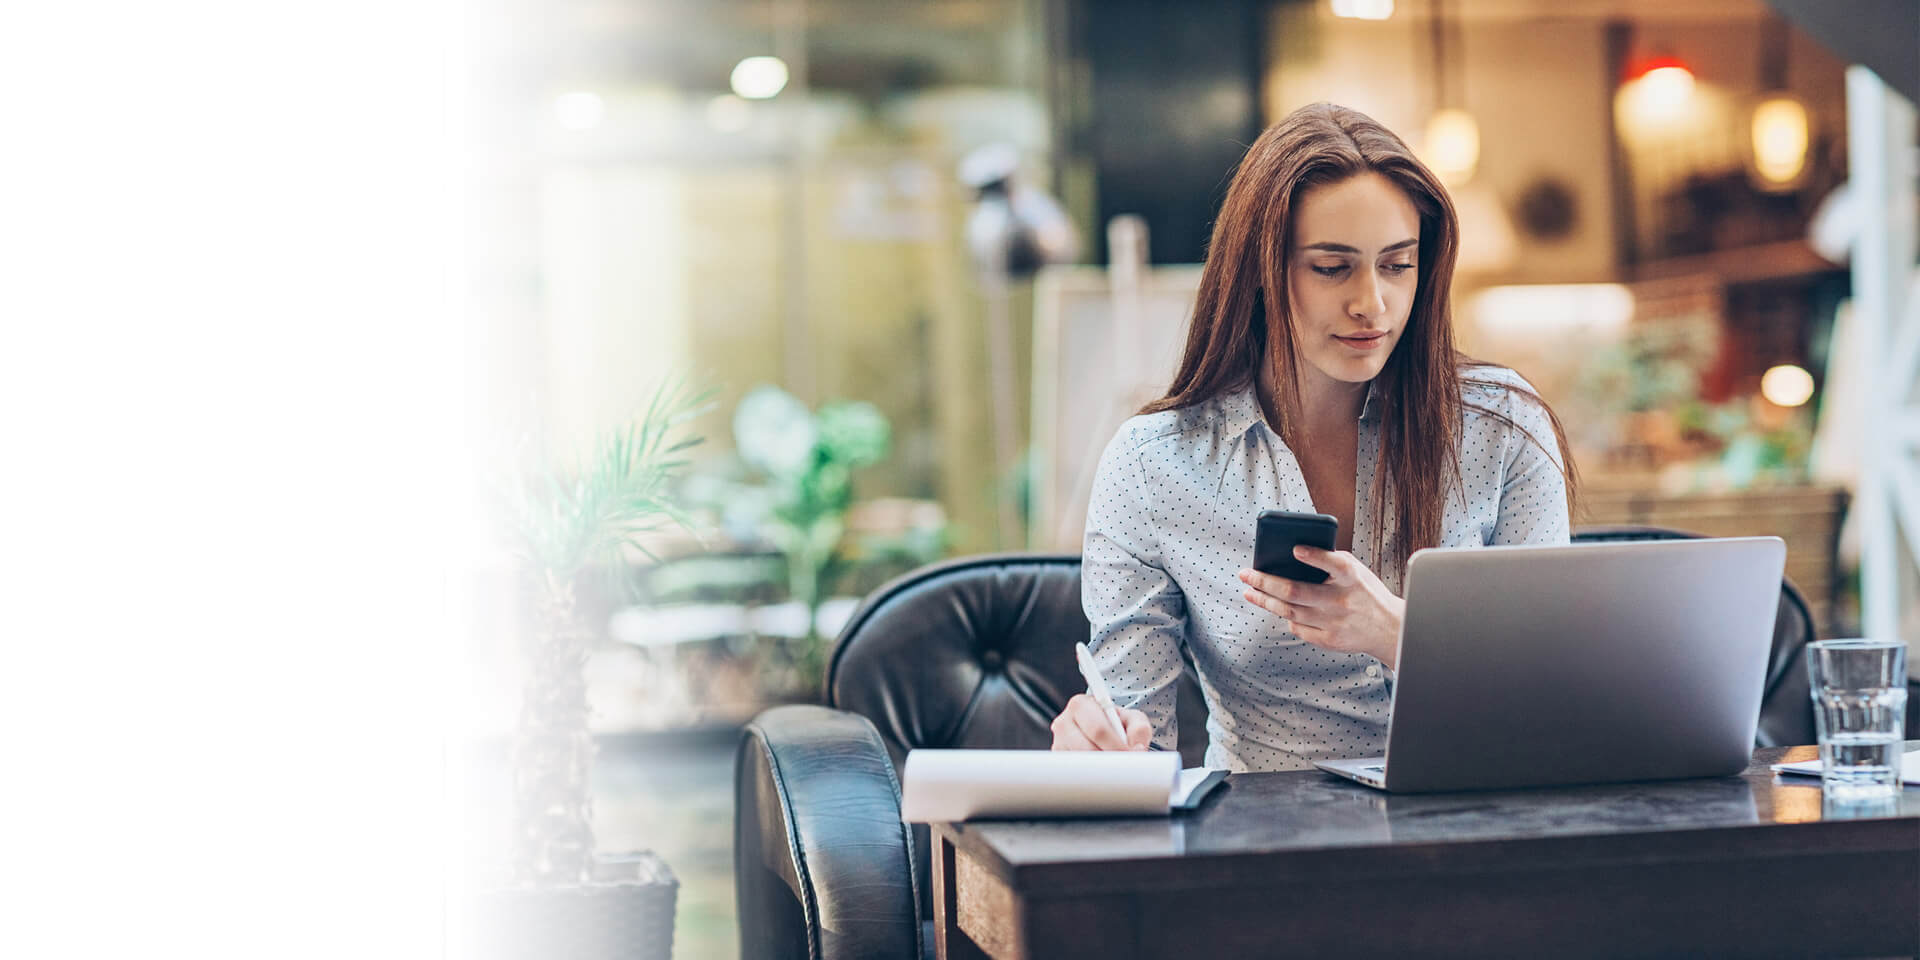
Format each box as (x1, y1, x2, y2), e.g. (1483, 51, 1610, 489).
(508, 377, 716, 589)
(1574, 320, 1717, 416)
(733, 386, 890, 547)
(703, 384, 892, 638)
(1694, 401, 1813, 488)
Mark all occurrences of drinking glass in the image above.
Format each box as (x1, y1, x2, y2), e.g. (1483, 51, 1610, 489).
(1807, 639, 1908, 800)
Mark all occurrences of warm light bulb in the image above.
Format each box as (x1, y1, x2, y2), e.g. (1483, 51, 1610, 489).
(1750, 96, 1810, 187)
(1642, 65, 1694, 101)
(1423, 109, 1480, 187)
(730, 56, 790, 100)
(553, 91, 604, 130)
(1330, 0, 1393, 19)
(1625, 63, 1695, 127)
(1760, 364, 1815, 407)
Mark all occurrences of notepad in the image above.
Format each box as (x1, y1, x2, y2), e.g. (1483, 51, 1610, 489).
(1771, 749, 1920, 784)
(1173, 766, 1230, 808)
(899, 749, 1228, 822)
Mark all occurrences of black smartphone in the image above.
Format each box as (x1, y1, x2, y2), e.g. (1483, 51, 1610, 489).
(1252, 510, 1339, 583)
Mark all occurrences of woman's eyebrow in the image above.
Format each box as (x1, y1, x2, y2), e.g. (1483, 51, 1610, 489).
(1301, 238, 1419, 254)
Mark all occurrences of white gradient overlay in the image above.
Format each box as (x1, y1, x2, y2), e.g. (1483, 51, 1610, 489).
(2, 1, 464, 956)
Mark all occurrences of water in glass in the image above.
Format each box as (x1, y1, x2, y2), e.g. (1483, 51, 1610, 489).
(1814, 688, 1907, 795)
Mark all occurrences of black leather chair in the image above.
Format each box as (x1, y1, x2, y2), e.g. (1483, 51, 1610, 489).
(733, 535, 1835, 960)
(733, 554, 1208, 960)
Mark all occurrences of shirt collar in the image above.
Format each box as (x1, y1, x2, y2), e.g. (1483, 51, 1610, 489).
(1220, 379, 1383, 438)
(1219, 387, 1266, 439)
(1359, 379, 1382, 422)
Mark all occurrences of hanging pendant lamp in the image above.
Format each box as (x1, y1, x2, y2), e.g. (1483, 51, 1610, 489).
(1423, 0, 1478, 186)
(1748, 17, 1810, 191)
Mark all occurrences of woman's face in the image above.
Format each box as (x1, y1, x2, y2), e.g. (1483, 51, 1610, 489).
(1283, 171, 1422, 389)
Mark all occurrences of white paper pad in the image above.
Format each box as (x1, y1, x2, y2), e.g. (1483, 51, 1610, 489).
(1771, 749, 1920, 785)
(899, 749, 1184, 822)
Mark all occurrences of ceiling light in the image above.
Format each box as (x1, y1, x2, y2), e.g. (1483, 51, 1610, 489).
(1330, 0, 1393, 19)
(1750, 95, 1810, 189)
(1627, 57, 1694, 126)
(1747, 18, 1809, 192)
(1423, 108, 1480, 187)
(1760, 364, 1815, 407)
(730, 56, 790, 100)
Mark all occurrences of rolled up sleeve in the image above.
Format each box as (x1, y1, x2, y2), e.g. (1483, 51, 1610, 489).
(1081, 430, 1189, 751)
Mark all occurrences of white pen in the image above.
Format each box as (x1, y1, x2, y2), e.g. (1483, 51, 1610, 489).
(1073, 641, 1130, 743)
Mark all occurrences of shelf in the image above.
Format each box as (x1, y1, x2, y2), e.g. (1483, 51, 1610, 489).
(1632, 240, 1844, 286)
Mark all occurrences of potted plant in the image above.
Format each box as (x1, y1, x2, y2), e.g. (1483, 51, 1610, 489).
(713, 385, 890, 693)
(478, 377, 711, 960)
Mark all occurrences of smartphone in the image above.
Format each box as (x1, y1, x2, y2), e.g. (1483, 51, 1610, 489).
(1252, 510, 1339, 583)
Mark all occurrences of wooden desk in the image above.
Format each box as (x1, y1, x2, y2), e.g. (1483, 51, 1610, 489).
(931, 745, 1920, 959)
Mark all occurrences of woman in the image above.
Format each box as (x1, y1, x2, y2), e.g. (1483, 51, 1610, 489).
(1050, 102, 1577, 771)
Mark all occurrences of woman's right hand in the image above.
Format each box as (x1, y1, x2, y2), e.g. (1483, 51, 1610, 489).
(1049, 694, 1155, 751)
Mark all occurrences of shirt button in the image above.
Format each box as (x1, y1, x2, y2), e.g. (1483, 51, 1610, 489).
(1366, 665, 1381, 678)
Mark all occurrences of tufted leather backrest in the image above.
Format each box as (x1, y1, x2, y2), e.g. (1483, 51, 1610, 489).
(825, 553, 1210, 764)
(827, 554, 1085, 764)
(822, 553, 1208, 928)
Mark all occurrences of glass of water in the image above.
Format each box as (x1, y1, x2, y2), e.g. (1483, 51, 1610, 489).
(1807, 639, 1908, 800)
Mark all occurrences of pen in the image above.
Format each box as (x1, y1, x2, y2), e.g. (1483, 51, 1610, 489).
(1073, 641, 1130, 743)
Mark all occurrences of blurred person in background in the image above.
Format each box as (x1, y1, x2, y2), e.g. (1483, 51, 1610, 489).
(1051, 103, 1577, 771)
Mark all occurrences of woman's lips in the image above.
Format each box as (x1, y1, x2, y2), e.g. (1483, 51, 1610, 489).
(1335, 331, 1388, 350)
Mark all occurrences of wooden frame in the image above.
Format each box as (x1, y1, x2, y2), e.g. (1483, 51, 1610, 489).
(1028, 264, 1200, 551)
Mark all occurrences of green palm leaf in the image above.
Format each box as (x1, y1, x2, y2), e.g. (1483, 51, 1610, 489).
(510, 377, 716, 584)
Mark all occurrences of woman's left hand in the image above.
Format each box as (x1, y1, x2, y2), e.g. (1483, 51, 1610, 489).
(1238, 546, 1405, 669)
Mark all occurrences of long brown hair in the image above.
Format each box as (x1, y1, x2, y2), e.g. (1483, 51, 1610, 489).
(1143, 102, 1576, 574)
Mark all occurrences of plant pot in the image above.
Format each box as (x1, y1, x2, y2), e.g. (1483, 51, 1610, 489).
(473, 852, 678, 960)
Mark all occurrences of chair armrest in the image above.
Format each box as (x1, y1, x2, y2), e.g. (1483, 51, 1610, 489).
(735, 704, 921, 960)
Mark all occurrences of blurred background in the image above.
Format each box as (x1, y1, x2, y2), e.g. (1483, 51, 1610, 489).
(455, 1, 1918, 956)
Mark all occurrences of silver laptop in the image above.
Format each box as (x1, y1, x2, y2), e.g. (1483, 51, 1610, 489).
(1316, 536, 1786, 793)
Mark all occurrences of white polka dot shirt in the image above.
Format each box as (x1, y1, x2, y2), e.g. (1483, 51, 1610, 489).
(1082, 366, 1570, 772)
